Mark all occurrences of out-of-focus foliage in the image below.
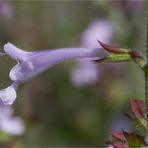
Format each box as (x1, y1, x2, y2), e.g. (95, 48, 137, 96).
(108, 100, 148, 148)
(0, 1, 145, 147)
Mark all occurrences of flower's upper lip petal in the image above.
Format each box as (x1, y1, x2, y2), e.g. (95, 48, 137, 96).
(4, 42, 29, 61)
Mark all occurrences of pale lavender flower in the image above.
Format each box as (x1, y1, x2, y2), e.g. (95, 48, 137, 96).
(0, 82, 19, 105)
(108, 146, 114, 148)
(0, 105, 25, 135)
(81, 19, 113, 48)
(0, 2, 13, 18)
(4, 43, 106, 82)
(71, 59, 99, 86)
(71, 19, 114, 87)
(0, 42, 107, 105)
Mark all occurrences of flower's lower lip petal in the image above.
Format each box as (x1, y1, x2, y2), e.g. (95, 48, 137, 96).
(9, 62, 34, 82)
(0, 82, 19, 105)
(9, 63, 21, 81)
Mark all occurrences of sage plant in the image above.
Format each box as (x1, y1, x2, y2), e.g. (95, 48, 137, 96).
(107, 3, 148, 147)
(0, 38, 146, 147)
(0, 9, 147, 147)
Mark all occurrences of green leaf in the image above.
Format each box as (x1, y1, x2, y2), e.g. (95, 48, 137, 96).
(123, 132, 146, 148)
(132, 116, 148, 136)
(124, 112, 148, 136)
(0, 132, 12, 141)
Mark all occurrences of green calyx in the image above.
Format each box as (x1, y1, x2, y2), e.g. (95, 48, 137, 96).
(94, 41, 145, 69)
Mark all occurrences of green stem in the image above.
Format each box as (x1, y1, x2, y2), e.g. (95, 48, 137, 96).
(145, 1, 148, 126)
(145, 67, 148, 123)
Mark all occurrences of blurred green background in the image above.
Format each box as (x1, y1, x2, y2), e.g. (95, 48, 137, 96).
(0, 0, 145, 147)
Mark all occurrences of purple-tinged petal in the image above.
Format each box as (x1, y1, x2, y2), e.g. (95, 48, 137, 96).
(4, 42, 30, 61)
(0, 106, 25, 135)
(0, 115, 25, 135)
(0, 2, 13, 18)
(0, 81, 19, 105)
(71, 59, 99, 87)
(81, 19, 113, 48)
(130, 99, 146, 119)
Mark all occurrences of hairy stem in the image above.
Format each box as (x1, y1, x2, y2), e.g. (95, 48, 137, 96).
(145, 1, 148, 126)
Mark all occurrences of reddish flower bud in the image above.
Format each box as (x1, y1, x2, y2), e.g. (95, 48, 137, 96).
(98, 40, 129, 53)
(130, 99, 146, 119)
